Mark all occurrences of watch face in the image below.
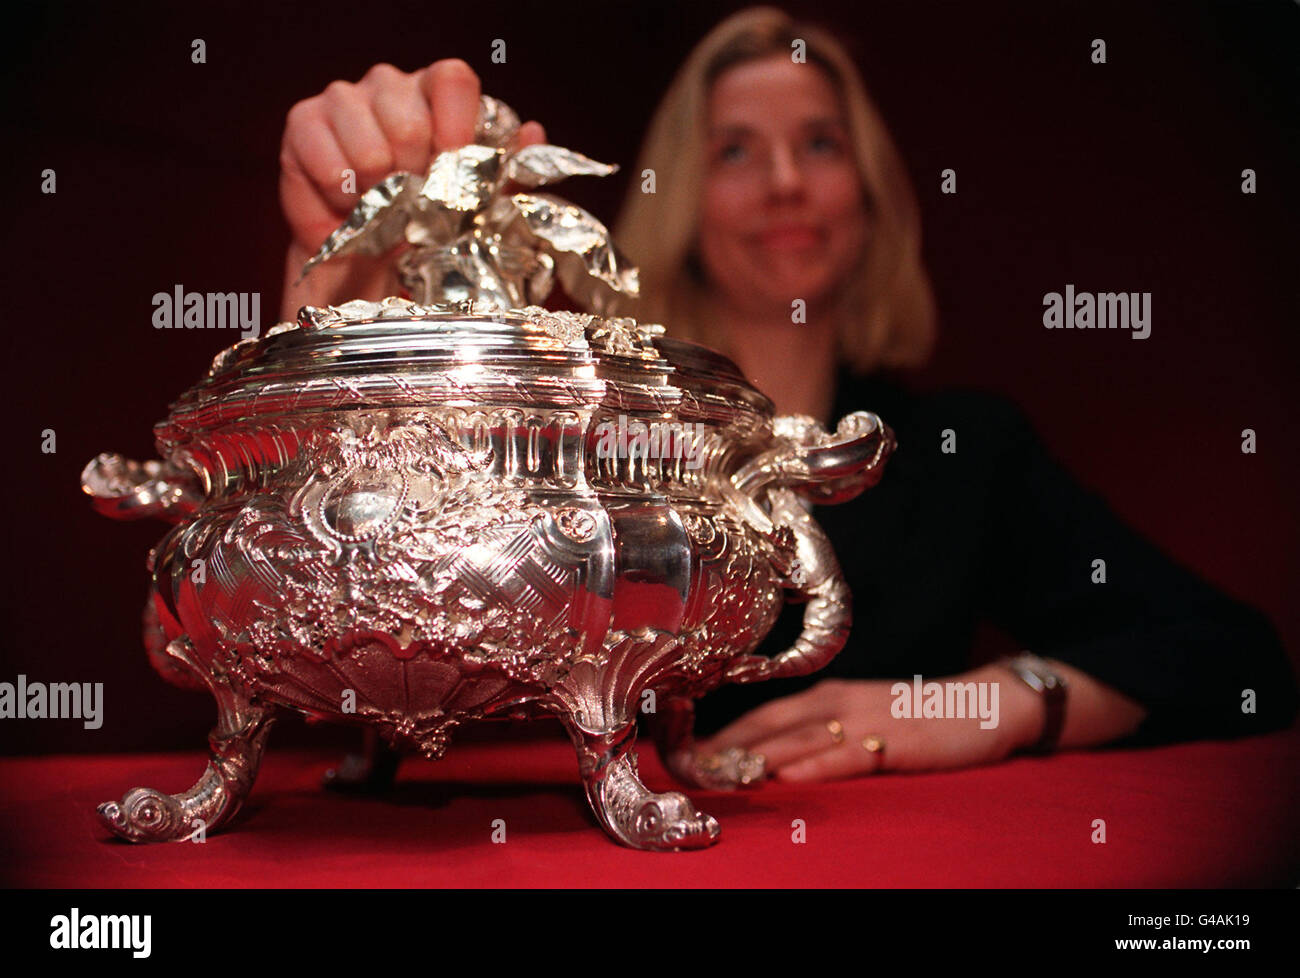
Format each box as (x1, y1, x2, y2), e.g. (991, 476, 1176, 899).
(1014, 655, 1067, 692)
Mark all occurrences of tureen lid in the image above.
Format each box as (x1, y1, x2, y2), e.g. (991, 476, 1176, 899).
(154, 301, 771, 452)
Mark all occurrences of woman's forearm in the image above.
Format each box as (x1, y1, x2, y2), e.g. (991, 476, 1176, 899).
(981, 658, 1149, 753)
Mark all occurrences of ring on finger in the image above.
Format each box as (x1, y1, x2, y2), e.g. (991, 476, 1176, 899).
(861, 734, 885, 769)
(825, 718, 845, 745)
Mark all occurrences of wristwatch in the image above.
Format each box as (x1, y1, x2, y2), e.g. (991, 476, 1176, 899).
(1001, 653, 1069, 754)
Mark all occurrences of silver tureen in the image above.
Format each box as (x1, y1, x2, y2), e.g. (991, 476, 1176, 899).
(82, 95, 895, 851)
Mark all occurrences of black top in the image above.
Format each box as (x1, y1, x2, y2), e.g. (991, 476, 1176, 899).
(692, 366, 1299, 746)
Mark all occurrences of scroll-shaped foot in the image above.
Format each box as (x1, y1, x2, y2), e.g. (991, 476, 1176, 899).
(592, 754, 720, 851)
(562, 719, 720, 851)
(322, 728, 401, 793)
(98, 636, 275, 842)
(650, 697, 767, 790)
(98, 721, 273, 843)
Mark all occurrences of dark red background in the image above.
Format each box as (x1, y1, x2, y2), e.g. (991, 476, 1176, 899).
(2, 0, 1296, 756)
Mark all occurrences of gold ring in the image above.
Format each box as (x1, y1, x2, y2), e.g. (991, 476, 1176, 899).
(826, 719, 845, 744)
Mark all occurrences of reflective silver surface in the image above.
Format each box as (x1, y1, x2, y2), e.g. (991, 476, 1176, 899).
(84, 97, 896, 851)
(299, 93, 637, 314)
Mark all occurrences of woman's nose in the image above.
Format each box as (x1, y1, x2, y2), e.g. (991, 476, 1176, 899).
(767, 143, 806, 197)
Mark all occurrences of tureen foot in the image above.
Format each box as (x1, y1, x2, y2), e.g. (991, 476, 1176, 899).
(650, 696, 767, 790)
(561, 718, 720, 851)
(98, 636, 275, 843)
(322, 729, 401, 793)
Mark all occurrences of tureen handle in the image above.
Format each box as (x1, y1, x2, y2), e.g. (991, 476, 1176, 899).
(724, 411, 896, 683)
(732, 410, 894, 503)
(81, 452, 203, 523)
(723, 486, 852, 684)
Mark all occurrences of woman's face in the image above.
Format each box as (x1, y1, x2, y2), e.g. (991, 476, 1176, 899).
(699, 53, 868, 316)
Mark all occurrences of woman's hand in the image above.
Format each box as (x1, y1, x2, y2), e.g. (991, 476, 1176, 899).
(278, 59, 547, 317)
(693, 666, 1045, 782)
(280, 58, 546, 255)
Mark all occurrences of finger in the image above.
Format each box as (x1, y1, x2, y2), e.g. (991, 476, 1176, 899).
(280, 104, 355, 249)
(696, 689, 823, 751)
(497, 120, 551, 196)
(362, 64, 435, 174)
(322, 81, 396, 190)
(744, 720, 847, 771)
(280, 166, 347, 256)
(774, 741, 887, 783)
(419, 58, 481, 153)
(513, 119, 547, 150)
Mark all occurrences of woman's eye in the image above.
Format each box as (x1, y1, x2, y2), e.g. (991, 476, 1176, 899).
(807, 133, 844, 155)
(717, 142, 748, 163)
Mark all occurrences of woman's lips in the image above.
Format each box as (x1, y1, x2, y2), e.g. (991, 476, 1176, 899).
(755, 225, 823, 249)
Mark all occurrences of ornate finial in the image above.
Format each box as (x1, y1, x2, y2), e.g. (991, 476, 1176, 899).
(298, 95, 639, 315)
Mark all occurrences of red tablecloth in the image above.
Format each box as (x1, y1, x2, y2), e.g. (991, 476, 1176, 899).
(3, 727, 1296, 888)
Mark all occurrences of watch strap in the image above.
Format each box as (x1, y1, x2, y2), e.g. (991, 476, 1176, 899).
(1002, 653, 1068, 754)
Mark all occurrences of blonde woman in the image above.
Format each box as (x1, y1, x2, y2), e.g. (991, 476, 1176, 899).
(278, 9, 1297, 785)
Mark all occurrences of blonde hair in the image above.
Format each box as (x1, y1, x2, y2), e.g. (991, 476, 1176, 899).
(613, 6, 937, 372)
